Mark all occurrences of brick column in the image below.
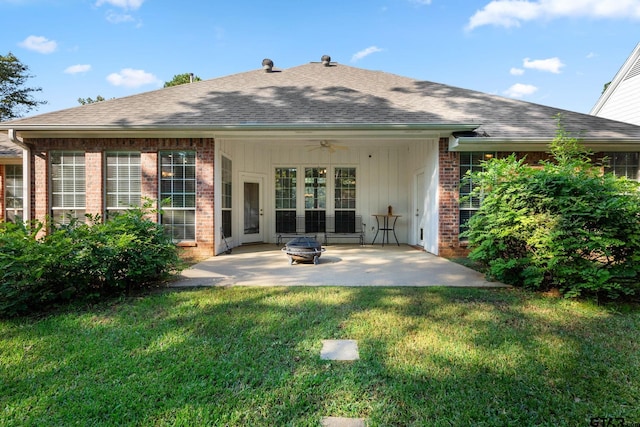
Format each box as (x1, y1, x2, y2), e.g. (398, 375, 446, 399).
(0, 165, 5, 222)
(33, 150, 48, 226)
(437, 138, 464, 257)
(85, 151, 103, 219)
(141, 151, 158, 221)
(196, 139, 215, 256)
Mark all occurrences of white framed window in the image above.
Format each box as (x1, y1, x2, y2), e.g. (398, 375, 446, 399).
(50, 152, 85, 224)
(334, 167, 356, 232)
(160, 151, 196, 241)
(275, 167, 297, 233)
(221, 155, 232, 238)
(105, 152, 141, 217)
(4, 164, 23, 222)
(304, 167, 326, 232)
(604, 152, 640, 181)
(459, 152, 496, 235)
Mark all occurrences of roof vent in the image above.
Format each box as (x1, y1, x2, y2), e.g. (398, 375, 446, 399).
(262, 58, 274, 73)
(321, 55, 331, 66)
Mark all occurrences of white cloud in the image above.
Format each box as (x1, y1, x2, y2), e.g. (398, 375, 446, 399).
(466, 0, 640, 31)
(586, 52, 597, 59)
(106, 11, 135, 23)
(97, 0, 143, 25)
(107, 68, 161, 88)
(18, 35, 57, 54)
(523, 57, 565, 73)
(510, 67, 525, 75)
(65, 64, 92, 74)
(504, 83, 538, 98)
(351, 46, 383, 62)
(95, 0, 144, 10)
(410, 0, 432, 4)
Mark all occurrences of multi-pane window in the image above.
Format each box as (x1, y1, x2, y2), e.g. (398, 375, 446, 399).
(160, 151, 196, 241)
(221, 156, 232, 238)
(304, 167, 326, 232)
(4, 165, 23, 222)
(604, 152, 640, 181)
(105, 152, 141, 217)
(275, 167, 297, 233)
(50, 152, 85, 224)
(334, 167, 356, 232)
(459, 152, 496, 235)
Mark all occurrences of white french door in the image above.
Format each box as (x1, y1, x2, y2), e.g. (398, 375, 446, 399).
(241, 173, 265, 244)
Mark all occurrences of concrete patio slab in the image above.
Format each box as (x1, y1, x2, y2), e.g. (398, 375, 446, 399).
(320, 340, 359, 361)
(171, 244, 507, 288)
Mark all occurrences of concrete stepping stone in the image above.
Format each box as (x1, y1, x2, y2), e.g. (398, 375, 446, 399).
(321, 416, 366, 427)
(320, 339, 359, 361)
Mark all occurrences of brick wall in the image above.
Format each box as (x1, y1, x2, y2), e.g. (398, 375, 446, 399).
(26, 137, 216, 259)
(33, 151, 48, 227)
(437, 137, 467, 258)
(195, 142, 215, 257)
(141, 151, 158, 218)
(0, 165, 4, 222)
(85, 151, 103, 218)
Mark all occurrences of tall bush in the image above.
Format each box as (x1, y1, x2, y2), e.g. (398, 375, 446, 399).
(0, 202, 183, 317)
(463, 116, 640, 298)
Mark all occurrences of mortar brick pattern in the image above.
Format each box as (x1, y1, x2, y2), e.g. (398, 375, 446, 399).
(26, 137, 216, 259)
(438, 137, 467, 257)
(0, 166, 5, 222)
(86, 151, 103, 218)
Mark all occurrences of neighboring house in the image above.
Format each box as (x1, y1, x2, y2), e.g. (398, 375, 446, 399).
(0, 133, 24, 222)
(2, 56, 640, 258)
(591, 42, 640, 125)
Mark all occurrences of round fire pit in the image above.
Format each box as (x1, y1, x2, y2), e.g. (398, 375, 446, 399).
(281, 236, 325, 265)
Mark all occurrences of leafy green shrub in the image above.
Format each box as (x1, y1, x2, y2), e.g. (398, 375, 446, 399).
(463, 117, 640, 299)
(0, 221, 47, 316)
(0, 201, 183, 317)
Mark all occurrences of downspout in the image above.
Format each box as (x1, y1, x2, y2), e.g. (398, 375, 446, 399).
(8, 129, 31, 222)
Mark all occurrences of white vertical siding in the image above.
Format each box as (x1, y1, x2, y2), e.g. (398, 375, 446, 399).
(216, 138, 438, 246)
(407, 139, 439, 254)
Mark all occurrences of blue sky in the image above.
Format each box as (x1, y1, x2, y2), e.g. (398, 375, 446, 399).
(1, 0, 639, 117)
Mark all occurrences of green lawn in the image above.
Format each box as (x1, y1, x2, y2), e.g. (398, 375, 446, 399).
(1, 287, 639, 426)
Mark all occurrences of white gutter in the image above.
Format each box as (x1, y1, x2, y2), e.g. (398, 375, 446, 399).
(449, 136, 640, 152)
(2, 123, 481, 140)
(7, 129, 30, 221)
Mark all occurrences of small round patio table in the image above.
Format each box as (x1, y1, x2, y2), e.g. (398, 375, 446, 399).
(371, 214, 401, 247)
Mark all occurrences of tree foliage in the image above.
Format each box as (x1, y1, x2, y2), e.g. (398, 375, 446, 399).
(463, 115, 640, 299)
(78, 95, 108, 105)
(0, 52, 46, 121)
(164, 73, 202, 87)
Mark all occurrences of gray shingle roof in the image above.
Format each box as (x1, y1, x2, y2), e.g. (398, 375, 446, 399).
(3, 61, 640, 141)
(0, 133, 22, 158)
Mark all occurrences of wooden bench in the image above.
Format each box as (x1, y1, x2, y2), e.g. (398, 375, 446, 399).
(324, 215, 365, 246)
(276, 216, 316, 245)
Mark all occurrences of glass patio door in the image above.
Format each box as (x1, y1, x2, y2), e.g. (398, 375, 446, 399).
(304, 167, 326, 232)
(241, 174, 264, 243)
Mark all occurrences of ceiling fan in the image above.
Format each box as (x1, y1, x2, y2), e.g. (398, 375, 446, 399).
(307, 140, 347, 153)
